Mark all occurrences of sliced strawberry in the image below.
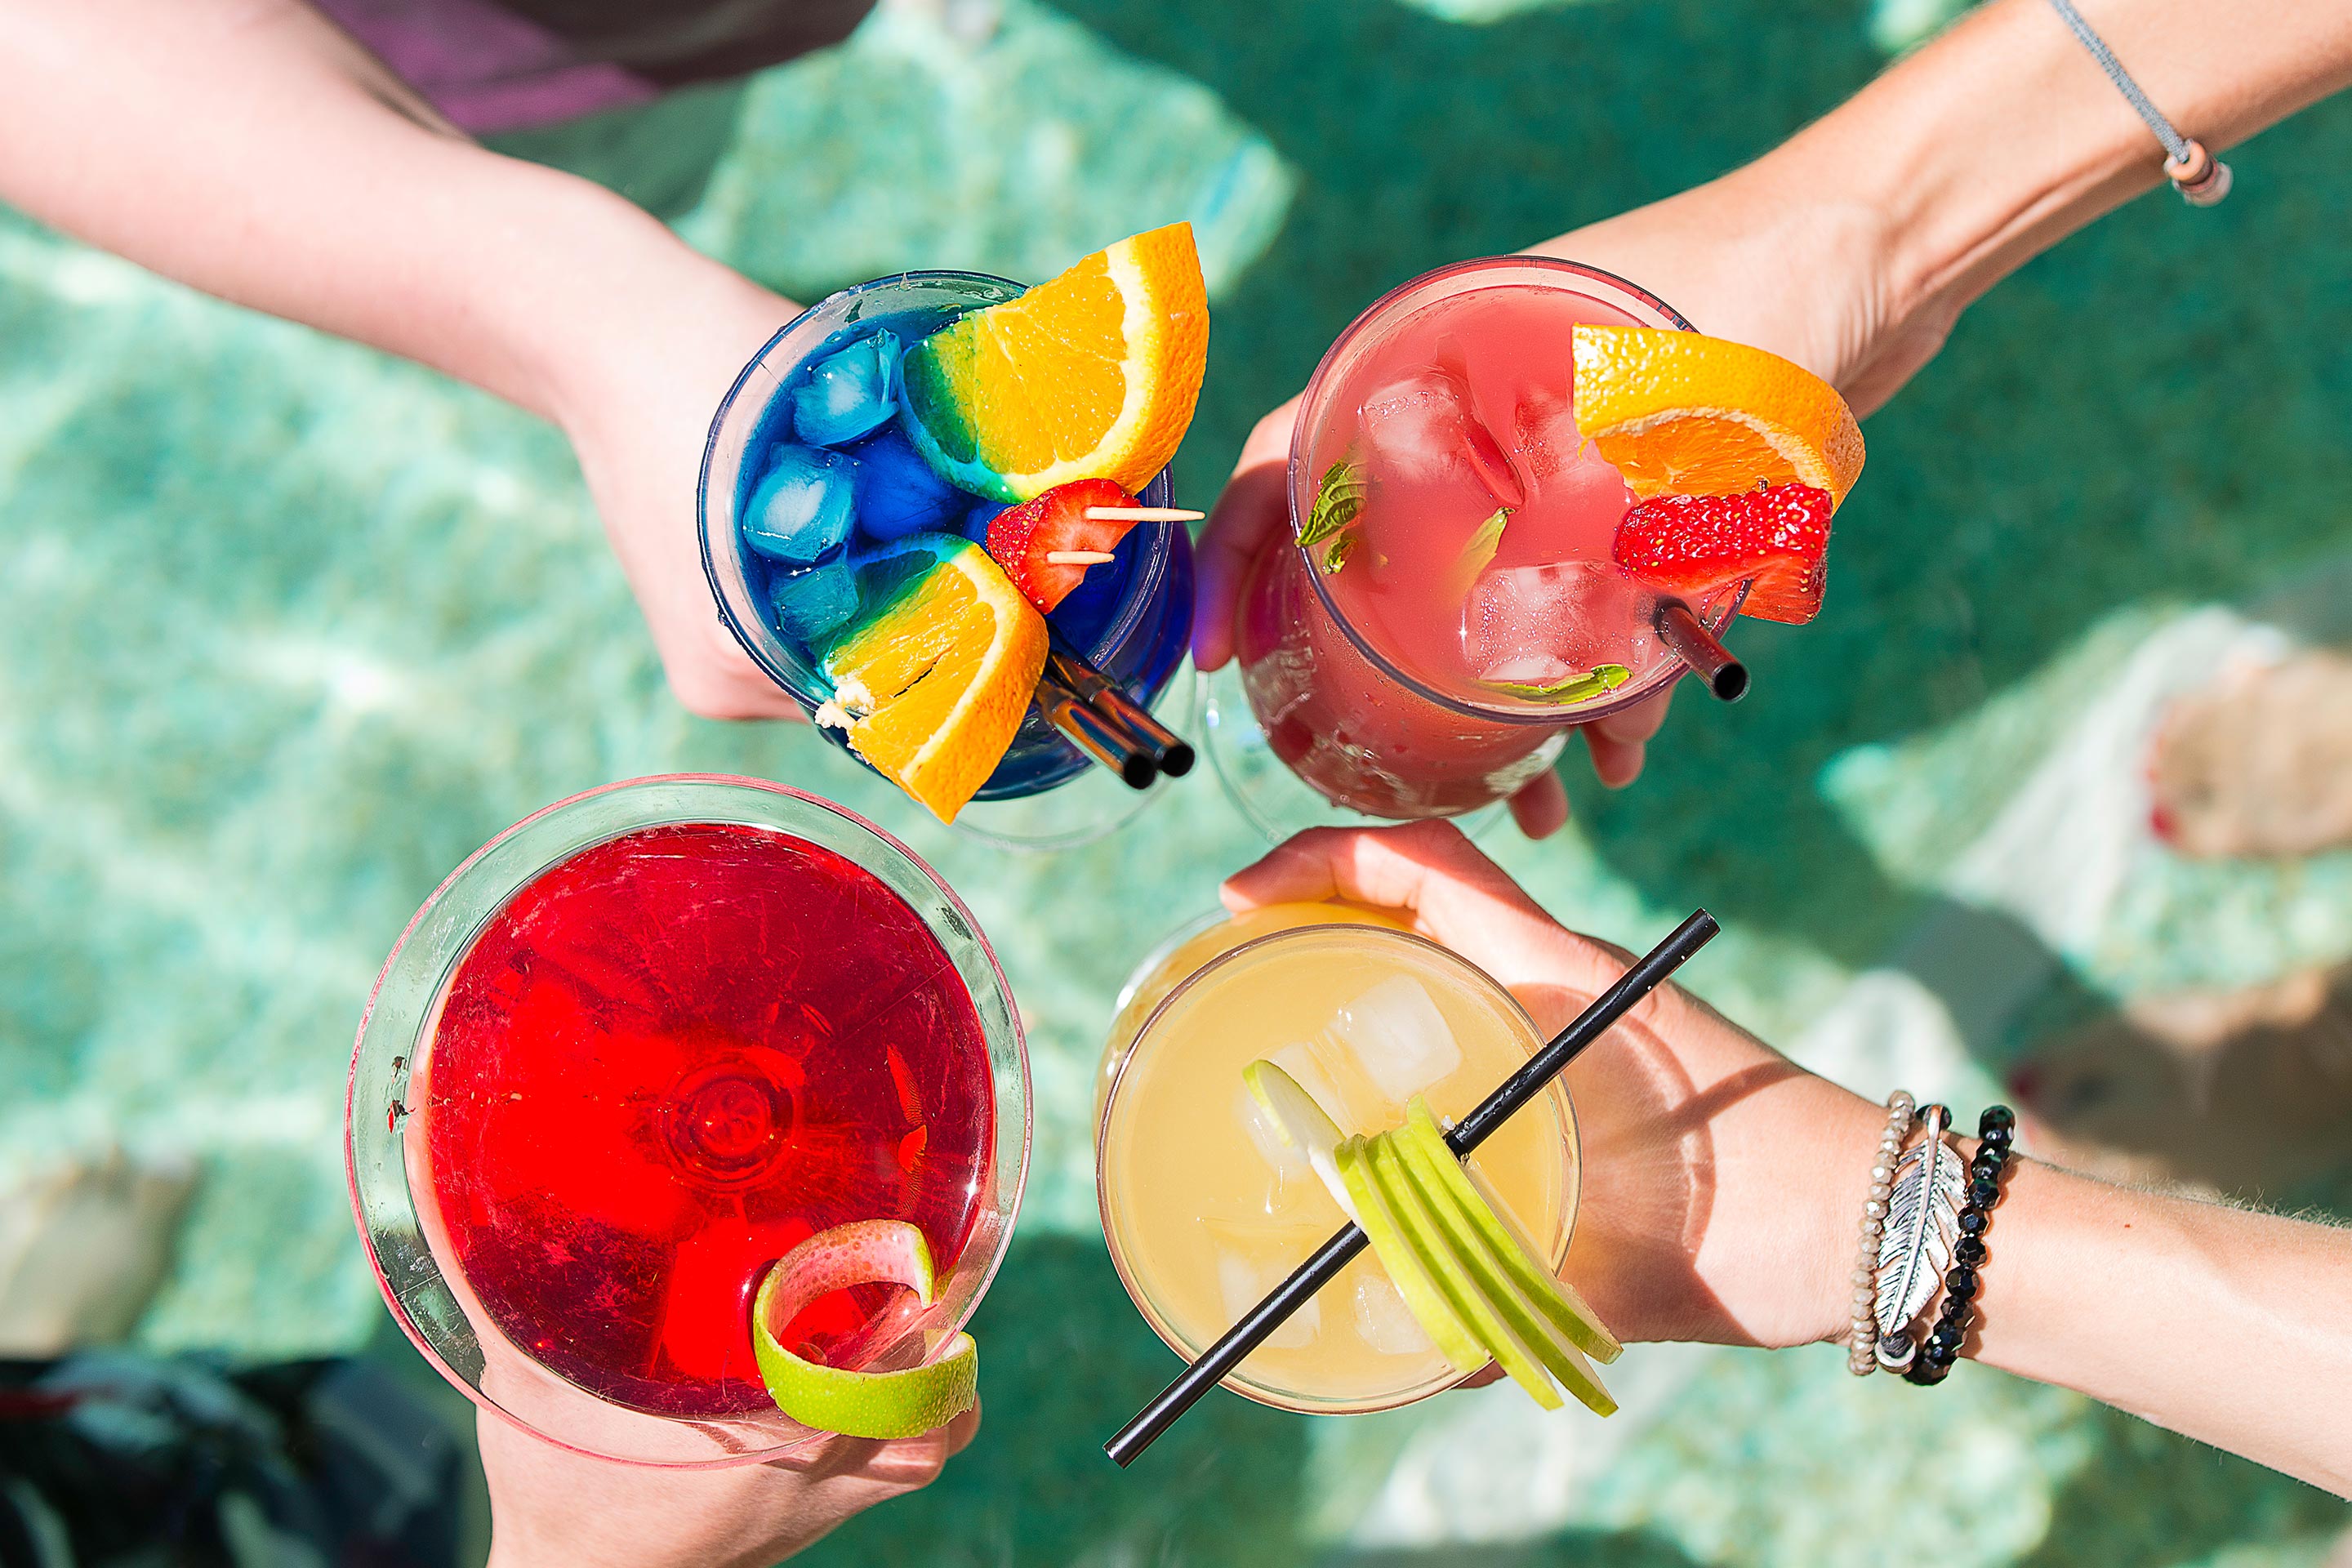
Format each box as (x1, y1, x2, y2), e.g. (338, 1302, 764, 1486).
(982, 478, 1139, 613)
(1611, 483, 1833, 625)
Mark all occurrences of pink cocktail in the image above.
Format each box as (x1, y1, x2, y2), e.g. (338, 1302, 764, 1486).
(1228, 258, 1726, 823)
(349, 777, 1029, 1466)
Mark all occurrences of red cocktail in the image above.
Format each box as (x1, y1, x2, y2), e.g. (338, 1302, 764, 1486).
(1206, 259, 1726, 833)
(350, 777, 1028, 1466)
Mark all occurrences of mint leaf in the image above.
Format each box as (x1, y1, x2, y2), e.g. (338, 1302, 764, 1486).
(1487, 663, 1633, 705)
(1321, 531, 1356, 574)
(1298, 456, 1367, 547)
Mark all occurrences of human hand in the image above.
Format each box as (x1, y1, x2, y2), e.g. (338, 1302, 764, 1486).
(1192, 402, 1671, 840)
(1221, 822, 1882, 1350)
(549, 258, 808, 722)
(478, 1401, 981, 1568)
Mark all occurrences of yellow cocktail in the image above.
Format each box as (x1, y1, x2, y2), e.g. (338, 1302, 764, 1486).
(1097, 917, 1576, 1411)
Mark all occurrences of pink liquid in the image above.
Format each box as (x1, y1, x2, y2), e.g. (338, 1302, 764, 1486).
(421, 823, 994, 1417)
(1239, 271, 1708, 819)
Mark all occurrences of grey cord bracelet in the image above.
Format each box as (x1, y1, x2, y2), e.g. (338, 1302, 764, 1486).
(2046, 0, 2232, 205)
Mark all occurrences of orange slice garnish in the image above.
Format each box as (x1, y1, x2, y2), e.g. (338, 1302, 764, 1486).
(902, 223, 1209, 502)
(819, 537, 1048, 822)
(1572, 327, 1864, 508)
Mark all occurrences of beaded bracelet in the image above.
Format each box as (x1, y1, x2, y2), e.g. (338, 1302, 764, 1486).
(1846, 1090, 1917, 1376)
(1902, 1105, 2016, 1387)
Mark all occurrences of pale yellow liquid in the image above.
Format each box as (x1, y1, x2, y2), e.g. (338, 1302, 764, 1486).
(1098, 918, 1575, 1411)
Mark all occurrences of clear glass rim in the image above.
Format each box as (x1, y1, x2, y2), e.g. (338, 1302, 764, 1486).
(697, 270, 1180, 711)
(1288, 253, 1707, 727)
(346, 774, 1032, 1467)
(1094, 921, 1577, 1415)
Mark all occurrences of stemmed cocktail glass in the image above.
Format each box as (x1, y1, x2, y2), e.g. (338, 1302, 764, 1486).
(347, 775, 1029, 1466)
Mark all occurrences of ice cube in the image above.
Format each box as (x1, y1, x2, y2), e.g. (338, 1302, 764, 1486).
(1218, 1248, 1321, 1350)
(791, 329, 899, 448)
(1352, 1270, 1434, 1356)
(1510, 384, 1580, 488)
(1329, 975, 1460, 1108)
(849, 425, 968, 541)
(1270, 1040, 1356, 1133)
(768, 560, 860, 647)
(1357, 355, 1526, 508)
(1462, 561, 1655, 683)
(1235, 1079, 1312, 1187)
(743, 446, 856, 564)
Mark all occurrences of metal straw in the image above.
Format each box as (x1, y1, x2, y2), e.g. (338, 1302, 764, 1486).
(1035, 665, 1156, 789)
(1046, 632, 1195, 777)
(1104, 909, 1722, 1467)
(1655, 600, 1748, 703)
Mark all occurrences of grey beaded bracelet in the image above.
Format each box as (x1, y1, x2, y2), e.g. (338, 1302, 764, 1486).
(1846, 1091, 1916, 1376)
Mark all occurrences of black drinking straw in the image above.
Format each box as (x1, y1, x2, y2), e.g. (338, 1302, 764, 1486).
(1103, 908, 1721, 1467)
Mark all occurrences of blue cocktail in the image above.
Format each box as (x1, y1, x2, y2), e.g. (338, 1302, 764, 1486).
(700, 271, 1196, 834)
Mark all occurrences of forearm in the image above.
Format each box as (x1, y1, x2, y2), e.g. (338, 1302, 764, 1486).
(1766, 0, 2352, 323)
(1969, 1160, 2352, 1496)
(0, 0, 775, 425)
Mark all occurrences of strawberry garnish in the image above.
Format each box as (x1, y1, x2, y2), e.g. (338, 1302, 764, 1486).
(1610, 483, 1833, 625)
(982, 478, 1139, 613)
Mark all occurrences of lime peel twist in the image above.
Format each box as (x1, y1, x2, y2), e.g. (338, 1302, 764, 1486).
(751, 1219, 978, 1440)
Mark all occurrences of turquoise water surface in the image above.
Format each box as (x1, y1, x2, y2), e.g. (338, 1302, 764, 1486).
(3, 0, 2350, 1562)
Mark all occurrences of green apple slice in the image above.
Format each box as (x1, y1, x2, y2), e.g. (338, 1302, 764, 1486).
(1362, 1134, 1561, 1410)
(1388, 1125, 1618, 1417)
(1401, 1097, 1622, 1365)
(1334, 1136, 1486, 1374)
(1242, 1058, 1356, 1223)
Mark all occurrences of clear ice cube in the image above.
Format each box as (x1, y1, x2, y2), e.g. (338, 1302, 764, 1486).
(743, 446, 857, 565)
(1269, 1040, 1358, 1133)
(1218, 1247, 1321, 1350)
(1352, 1270, 1434, 1356)
(1356, 358, 1526, 509)
(791, 329, 900, 448)
(768, 560, 860, 647)
(1461, 561, 1654, 684)
(1328, 975, 1460, 1109)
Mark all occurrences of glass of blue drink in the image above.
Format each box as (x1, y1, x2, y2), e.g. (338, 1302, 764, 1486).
(700, 272, 1196, 850)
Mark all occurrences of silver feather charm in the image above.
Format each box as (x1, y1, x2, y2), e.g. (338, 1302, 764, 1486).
(1873, 1104, 1964, 1344)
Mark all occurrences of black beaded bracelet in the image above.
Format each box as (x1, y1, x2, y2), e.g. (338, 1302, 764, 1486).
(1902, 1104, 2016, 1387)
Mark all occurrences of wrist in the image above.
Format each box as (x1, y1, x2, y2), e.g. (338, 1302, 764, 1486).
(468, 168, 793, 434)
(1771, 0, 2160, 332)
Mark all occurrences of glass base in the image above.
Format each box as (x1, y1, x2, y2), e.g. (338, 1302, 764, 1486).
(1196, 664, 1509, 844)
(951, 760, 1173, 852)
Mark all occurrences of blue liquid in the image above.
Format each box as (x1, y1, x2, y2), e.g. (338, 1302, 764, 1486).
(733, 304, 1193, 800)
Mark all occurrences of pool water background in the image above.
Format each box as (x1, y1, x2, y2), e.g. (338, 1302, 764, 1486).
(2, 0, 2350, 1561)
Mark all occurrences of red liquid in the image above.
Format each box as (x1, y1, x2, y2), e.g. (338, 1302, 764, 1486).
(421, 822, 994, 1417)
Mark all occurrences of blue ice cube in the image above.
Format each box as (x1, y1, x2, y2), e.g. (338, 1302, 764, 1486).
(791, 329, 899, 448)
(851, 425, 969, 541)
(962, 499, 1008, 544)
(767, 559, 861, 648)
(742, 445, 855, 565)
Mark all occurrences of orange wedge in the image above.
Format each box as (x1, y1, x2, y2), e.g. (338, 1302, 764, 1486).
(1572, 327, 1865, 509)
(818, 537, 1048, 822)
(903, 222, 1209, 502)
